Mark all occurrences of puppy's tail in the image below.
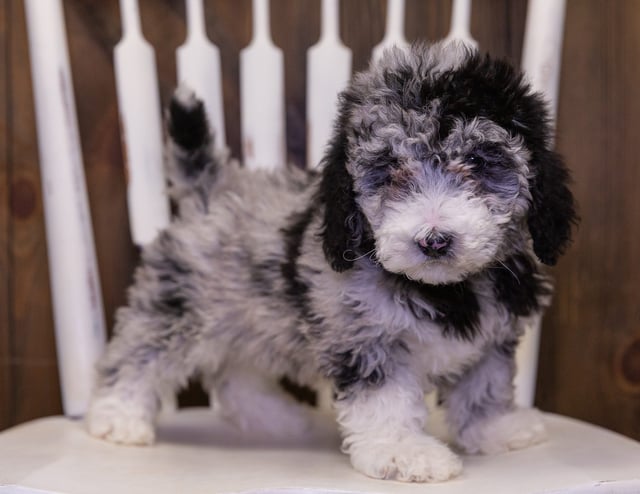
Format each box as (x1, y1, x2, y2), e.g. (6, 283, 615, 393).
(165, 85, 224, 215)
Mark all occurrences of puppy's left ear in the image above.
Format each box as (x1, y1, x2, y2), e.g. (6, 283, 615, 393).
(527, 148, 577, 265)
(317, 98, 367, 272)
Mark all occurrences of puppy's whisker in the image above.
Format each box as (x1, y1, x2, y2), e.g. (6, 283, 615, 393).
(495, 260, 520, 284)
(343, 248, 377, 263)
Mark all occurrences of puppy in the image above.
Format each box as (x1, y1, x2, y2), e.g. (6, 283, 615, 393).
(87, 42, 576, 482)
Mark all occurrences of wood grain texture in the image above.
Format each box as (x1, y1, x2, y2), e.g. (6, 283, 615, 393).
(0, 0, 10, 429)
(405, 0, 452, 44)
(471, 0, 526, 64)
(271, 0, 321, 168)
(4, 0, 62, 426)
(204, 0, 252, 161)
(63, 0, 138, 334)
(340, 0, 385, 72)
(537, 0, 640, 440)
(0, 0, 639, 441)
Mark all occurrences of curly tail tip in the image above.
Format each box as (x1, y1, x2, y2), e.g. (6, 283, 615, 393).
(167, 85, 215, 181)
(168, 86, 211, 151)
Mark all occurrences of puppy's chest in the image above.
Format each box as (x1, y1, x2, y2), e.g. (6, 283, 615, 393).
(361, 279, 509, 378)
(404, 326, 484, 380)
(398, 307, 492, 379)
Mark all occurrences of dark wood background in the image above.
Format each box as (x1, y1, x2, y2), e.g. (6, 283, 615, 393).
(1, 0, 639, 440)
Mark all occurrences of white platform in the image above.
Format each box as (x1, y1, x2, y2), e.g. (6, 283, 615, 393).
(0, 409, 639, 494)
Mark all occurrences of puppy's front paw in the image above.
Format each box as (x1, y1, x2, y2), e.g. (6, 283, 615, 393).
(348, 436, 463, 482)
(86, 395, 155, 446)
(457, 408, 547, 455)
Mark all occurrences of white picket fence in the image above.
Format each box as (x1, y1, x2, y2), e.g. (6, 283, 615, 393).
(23, 0, 566, 418)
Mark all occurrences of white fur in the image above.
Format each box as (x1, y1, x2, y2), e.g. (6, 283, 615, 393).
(457, 408, 548, 455)
(86, 394, 155, 445)
(349, 435, 463, 482)
(375, 189, 501, 284)
(214, 367, 315, 439)
(336, 369, 462, 482)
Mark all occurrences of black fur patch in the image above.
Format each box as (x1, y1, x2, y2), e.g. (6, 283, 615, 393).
(279, 376, 317, 406)
(316, 90, 372, 272)
(466, 142, 521, 198)
(139, 232, 193, 318)
(152, 286, 188, 317)
(168, 95, 209, 150)
(425, 54, 551, 151)
(331, 348, 387, 392)
(249, 260, 278, 297)
(280, 207, 325, 326)
(490, 254, 551, 317)
(496, 338, 519, 359)
(323, 339, 411, 394)
(281, 207, 314, 299)
(526, 148, 578, 265)
(168, 95, 212, 178)
(390, 273, 481, 341)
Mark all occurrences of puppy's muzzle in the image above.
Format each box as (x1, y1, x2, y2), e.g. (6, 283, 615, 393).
(417, 231, 453, 259)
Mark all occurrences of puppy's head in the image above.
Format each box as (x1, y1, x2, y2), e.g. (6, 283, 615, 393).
(319, 42, 576, 284)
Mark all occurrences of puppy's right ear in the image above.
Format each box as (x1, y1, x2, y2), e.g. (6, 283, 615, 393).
(527, 147, 577, 266)
(317, 101, 365, 272)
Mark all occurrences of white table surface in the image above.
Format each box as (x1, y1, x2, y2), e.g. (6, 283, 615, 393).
(0, 409, 639, 494)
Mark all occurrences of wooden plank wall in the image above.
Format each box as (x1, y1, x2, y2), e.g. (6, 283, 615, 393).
(0, 0, 638, 440)
(537, 0, 640, 439)
(0, 0, 9, 430)
(2, 0, 63, 426)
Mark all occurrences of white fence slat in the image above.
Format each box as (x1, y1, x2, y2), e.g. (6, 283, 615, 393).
(240, 0, 286, 170)
(24, 0, 106, 417)
(372, 0, 408, 62)
(114, 0, 170, 246)
(306, 0, 352, 169)
(521, 0, 567, 119)
(444, 0, 478, 49)
(177, 0, 226, 149)
(515, 0, 567, 408)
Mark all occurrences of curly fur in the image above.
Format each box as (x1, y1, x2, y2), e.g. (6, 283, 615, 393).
(86, 42, 576, 483)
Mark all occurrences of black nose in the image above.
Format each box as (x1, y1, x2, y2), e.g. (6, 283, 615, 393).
(418, 232, 453, 258)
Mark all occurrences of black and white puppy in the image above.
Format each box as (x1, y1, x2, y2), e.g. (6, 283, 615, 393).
(87, 42, 576, 482)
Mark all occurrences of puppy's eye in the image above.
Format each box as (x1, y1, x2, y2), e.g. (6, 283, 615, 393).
(467, 154, 487, 167)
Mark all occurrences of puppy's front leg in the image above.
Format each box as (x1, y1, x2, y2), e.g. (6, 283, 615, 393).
(441, 341, 547, 455)
(335, 368, 462, 482)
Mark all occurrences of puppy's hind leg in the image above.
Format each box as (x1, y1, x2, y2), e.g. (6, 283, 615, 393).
(212, 366, 317, 440)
